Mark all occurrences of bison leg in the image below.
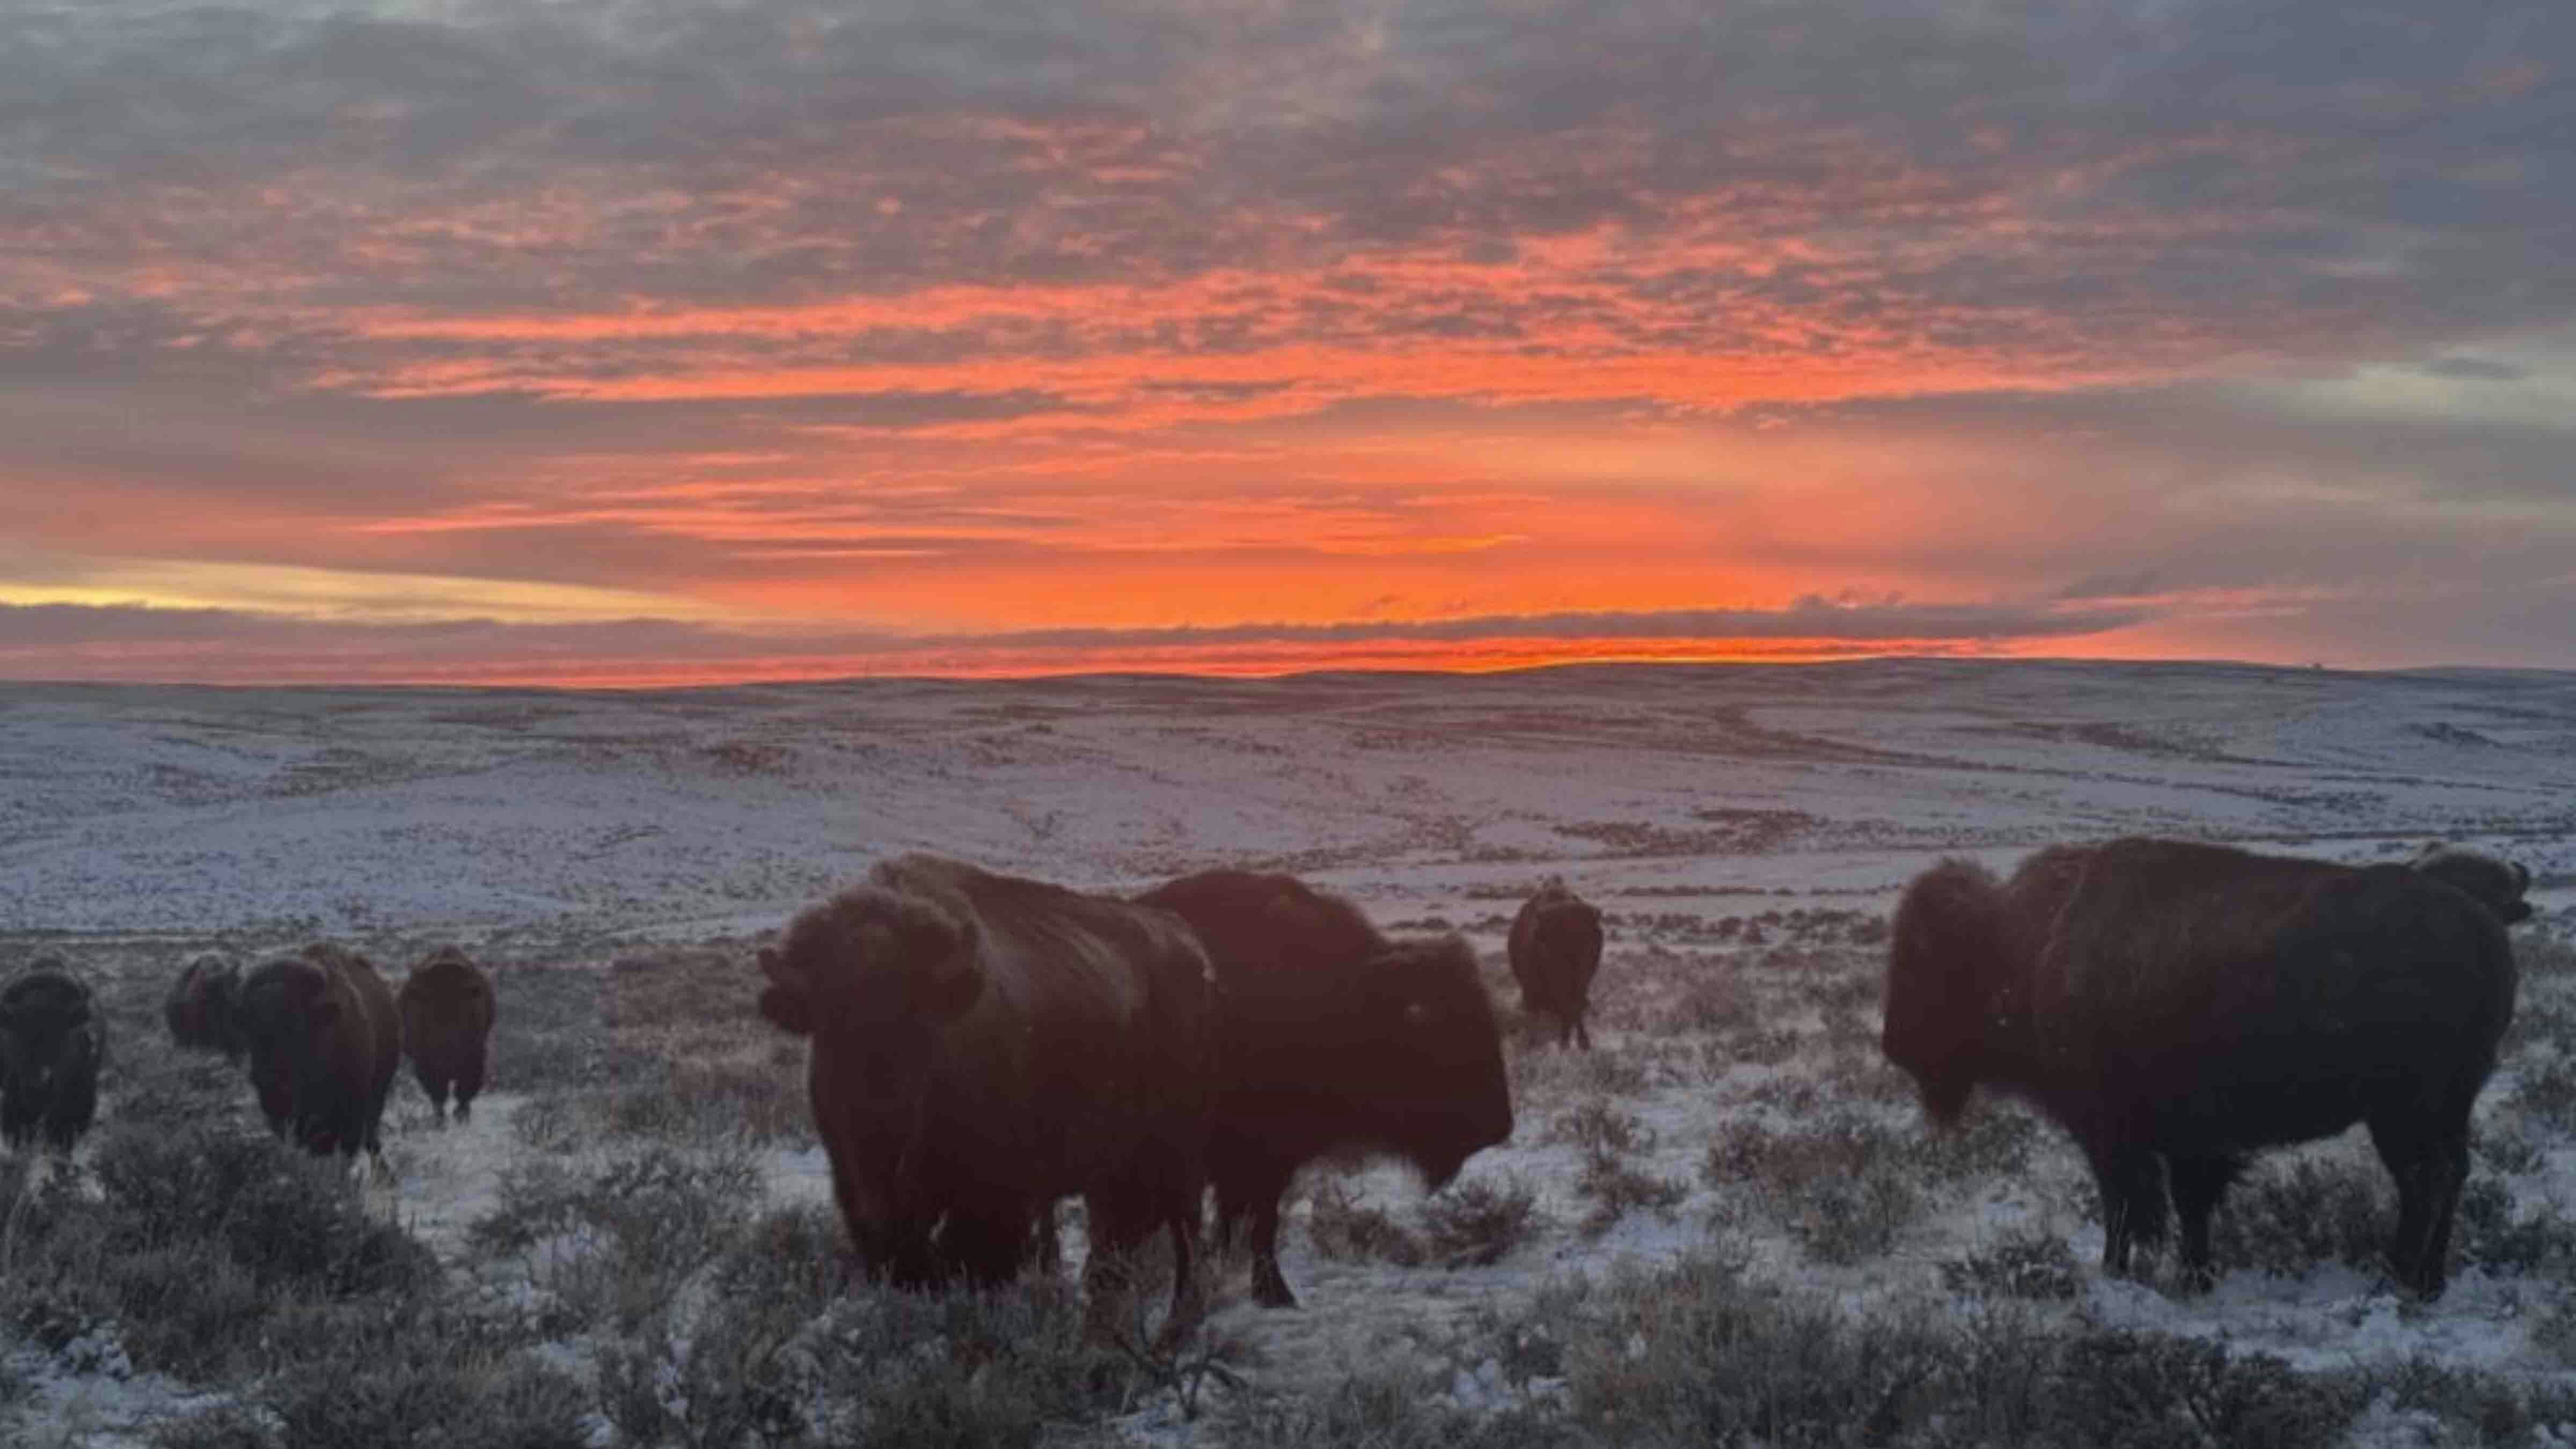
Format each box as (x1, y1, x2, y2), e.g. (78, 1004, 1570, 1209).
(2165, 1153, 2245, 1290)
(1247, 1175, 1299, 1309)
(2369, 1113, 2470, 1298)
(418, 1067, 450, 1125)
(1574, 1012, 1593, 1052)
(453, 1049, 486, 1123)
(2084, 1139, 2170, 1279)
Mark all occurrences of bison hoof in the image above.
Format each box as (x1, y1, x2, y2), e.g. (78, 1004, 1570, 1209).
(1252, 1274, 1299, 1309)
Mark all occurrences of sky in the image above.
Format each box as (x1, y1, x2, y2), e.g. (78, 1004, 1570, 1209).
(3, 0, 2573, 685)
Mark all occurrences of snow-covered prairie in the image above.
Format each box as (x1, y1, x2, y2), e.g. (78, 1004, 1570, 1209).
(8, 657, 2576, 1442)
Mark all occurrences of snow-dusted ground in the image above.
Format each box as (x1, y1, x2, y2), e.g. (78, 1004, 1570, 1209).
(8, 657, 2576, 1441)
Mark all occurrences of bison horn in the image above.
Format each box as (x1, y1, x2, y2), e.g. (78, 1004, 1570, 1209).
(2516, 861, 2533, 891)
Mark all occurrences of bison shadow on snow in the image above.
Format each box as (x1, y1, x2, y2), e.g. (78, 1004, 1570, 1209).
(399, 946, 497, 1125)
(757, 853, 1212, 1333)
(1509, 877, 1606, 1051)
(1883, 837, 2519, 1298)
(1, 959, 106, 1155)
(1138, 868, 1515, 1309)
(233, 943, 402, 1166)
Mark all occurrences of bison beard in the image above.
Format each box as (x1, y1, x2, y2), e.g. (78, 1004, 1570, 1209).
(1509, 879, 1605, 1050)
(1882, 838, 2517, 1298)
(233, 945, 401, 1165)
(0, 961, 106, 1155)
(399, 947, 497, 1124)
(1138, 869, 1516, 1309)
(756, 854, 1213, 1332)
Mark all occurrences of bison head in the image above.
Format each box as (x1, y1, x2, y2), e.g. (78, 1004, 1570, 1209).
(235, 956, 347, 1144)
(166, 953, 244, 1058)
(757, 883, 983, 1223)
(0, 965, 99, 1106)
(1882, 858, 2010, 1126)
(2411, 844, 2535, 925)
(1357, 934, 1515, 1188)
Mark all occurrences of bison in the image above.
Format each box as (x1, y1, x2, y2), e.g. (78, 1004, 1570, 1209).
(233, 943, 401, 1165)
(1508, 878, 1605, 1050)
(2411, 843, 2534, 925)
(1883, 837, 2516, 1297)
(164, 953, 244, 1059)
(399, 946, 497, 1124)
(1137, 869, 1514, 1308)
(756, 854, 1213, 1326)
(0, 961, 106, 1155)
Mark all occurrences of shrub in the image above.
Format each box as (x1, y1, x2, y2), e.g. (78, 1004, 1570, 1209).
(5, 1123, 438, 1381)
(1306, 1179, 1427, 1267)
(2210, 1158, 2389, 1279)
(1940, 1229, 2082, 1301)
(2052, 1331, 2359, 1449)
(470, 1145, 762, 1333)
(1565, 1256, 1951, 1446)
(1419, 1176, 1545, 1269)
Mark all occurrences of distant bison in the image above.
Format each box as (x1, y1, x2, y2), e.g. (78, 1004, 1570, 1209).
(1884, 837, 2515, 1297)
(1508, 879, 1605, 1050)
(0, 961, 106, 1154)
(2411, 843, 2534, 925)
(399, 947, 496, 1124)
(1138, 869, 1514, 1308)
(758, 854, 1212, 1324)
(234, 944, 401, 1165)
(164, 953, 244, 1059)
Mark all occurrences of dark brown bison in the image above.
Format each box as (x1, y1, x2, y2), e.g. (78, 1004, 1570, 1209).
(2411, 843, 2534, 925)
(1508, 879, 1605, 1050)
(399, 946, 496, 1124)
(1883, 837, 2516, 1297)
(756, 854, 1213, 1325)
(1137, 869, 1514, 1308)
(234, 943, 402, 1165)
(1, 961, 106, 1155)
(164, 953, 244, 1059)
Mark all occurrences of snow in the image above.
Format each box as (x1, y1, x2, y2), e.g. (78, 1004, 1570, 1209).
(6, 657, 2576, 1440)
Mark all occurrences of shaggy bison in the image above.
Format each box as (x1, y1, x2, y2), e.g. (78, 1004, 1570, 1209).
(2411, 843, 2534, 925)
(757, 854, 1213, 1324)
(164, 953, 244, 1059)
(399, 946, 497, 1124)
(234, 943, 401, 1165)
(1884, 837, 2516, 1297)
(0, 961, 106, 1154)
(1137, 869, 1514, 1308)
(1508, 879, 1605, 1050)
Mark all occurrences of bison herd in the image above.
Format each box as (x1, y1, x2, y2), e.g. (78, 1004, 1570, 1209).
(0, 835, 2544, 1315)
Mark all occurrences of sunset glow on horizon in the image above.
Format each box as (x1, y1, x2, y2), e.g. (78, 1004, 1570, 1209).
(5, 1, 2574, 686)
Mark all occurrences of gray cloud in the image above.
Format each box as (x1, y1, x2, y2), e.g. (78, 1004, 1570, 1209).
(0, 592, 2152, 684)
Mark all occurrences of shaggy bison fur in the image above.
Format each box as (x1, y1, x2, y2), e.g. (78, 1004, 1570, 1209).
(234, 943, 401, 1164)
(2410, 843, 2534, 925)
(1883, 837, 2516, 1297)
(164, 953, 244, 1059)
(1508, 878, 1605, 1050)
(1, 961, 106, 1154)
(1137, 869, 1515, 1308)
(757, 854, 1213, 1326)
(399, 946, 497, 1124)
